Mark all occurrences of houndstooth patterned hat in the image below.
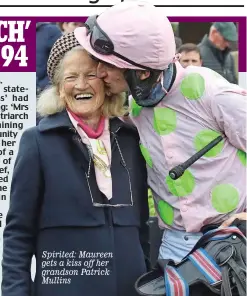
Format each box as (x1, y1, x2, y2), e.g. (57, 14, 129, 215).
(47, 32, 80, 83)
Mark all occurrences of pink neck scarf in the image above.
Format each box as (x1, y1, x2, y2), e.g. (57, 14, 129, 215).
(67, 110, 112, 200)
(68, 110, 105, 139)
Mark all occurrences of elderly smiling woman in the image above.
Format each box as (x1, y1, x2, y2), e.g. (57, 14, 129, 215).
(2, 33, 149, 296)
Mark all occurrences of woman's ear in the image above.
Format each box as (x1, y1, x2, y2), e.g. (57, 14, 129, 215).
(56, 85, 60, 95)
(105, 84, 112, 97)
(105, 89, 112, 96)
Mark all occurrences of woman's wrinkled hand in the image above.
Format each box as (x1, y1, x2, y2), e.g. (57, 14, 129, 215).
(219, 212, 247, 228)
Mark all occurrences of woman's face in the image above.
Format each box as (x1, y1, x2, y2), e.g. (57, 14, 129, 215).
(59, 49, 105, 118)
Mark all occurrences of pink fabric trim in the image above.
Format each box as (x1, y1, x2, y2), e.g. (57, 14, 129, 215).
(67, 110, 112, 200)
(67, 109, 105, 139)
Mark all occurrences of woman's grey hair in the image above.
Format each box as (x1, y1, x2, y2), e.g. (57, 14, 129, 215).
(37, 46, 128, 118)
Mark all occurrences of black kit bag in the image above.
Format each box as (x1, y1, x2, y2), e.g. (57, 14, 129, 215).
(135, 224, 246, 296)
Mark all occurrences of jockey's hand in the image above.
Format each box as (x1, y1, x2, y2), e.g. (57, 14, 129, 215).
(219, 212, 247, 228)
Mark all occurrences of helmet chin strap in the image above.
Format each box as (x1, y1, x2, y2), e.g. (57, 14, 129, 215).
(124, 63, 175, 107)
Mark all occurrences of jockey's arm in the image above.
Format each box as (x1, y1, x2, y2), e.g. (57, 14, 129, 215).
(210, 88, 247, 152)
(210, 89, 247, 228)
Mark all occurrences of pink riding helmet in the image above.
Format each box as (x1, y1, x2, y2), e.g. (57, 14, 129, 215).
(74, 1, 176, 71)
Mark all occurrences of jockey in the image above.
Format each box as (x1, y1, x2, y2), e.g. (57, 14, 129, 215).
(74, 1, 247, 294)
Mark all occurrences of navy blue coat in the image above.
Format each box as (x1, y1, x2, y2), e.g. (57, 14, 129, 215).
(2, 111, 149, 296)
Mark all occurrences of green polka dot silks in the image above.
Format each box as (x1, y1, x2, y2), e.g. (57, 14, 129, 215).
(180, 73, 205, 100)
(153, 107, 177, 135)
